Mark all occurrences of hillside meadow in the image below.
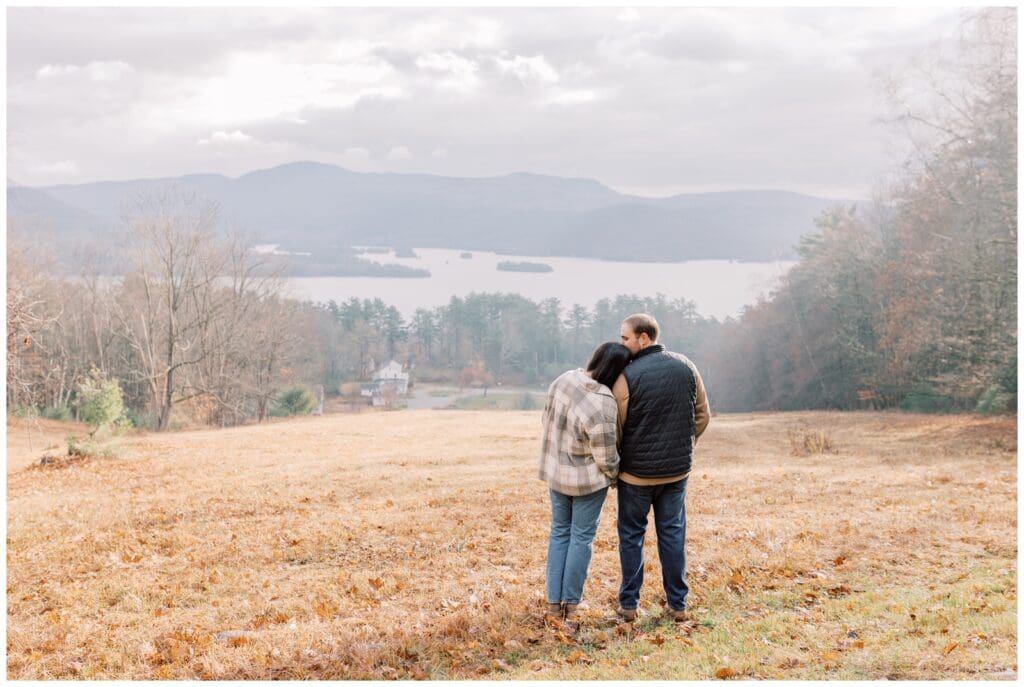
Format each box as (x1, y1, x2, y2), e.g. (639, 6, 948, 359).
(6, 409, 1017, 679)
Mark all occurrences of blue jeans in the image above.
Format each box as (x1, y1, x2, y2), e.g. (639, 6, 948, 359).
(617, 478, 689, 611)
(546, 487, 609, 605)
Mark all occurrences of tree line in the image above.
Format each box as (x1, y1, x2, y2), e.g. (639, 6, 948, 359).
(7, 10, 1014, 428)
(704, 9, 1016, 413)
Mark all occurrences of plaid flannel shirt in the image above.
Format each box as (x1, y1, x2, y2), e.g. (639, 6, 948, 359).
(538, 369, 621, 496)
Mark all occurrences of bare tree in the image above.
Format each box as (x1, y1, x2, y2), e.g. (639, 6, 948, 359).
(111, 188, 233, 430)
(7, 232, 62, 410)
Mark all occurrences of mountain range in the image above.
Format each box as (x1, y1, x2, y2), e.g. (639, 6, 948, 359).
(8, 161, 851, 271)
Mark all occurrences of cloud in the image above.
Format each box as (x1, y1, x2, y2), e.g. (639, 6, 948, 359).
(197, 130, 254, 147)
(494, 54, 559, 84)
(414, 50, 480, 91)
(84, 60, 134, 81)
(388, 146, 412, 160)
(546, 89, 596, 106)
(36, 60, 133, 81)
(36, 63, 80, 78)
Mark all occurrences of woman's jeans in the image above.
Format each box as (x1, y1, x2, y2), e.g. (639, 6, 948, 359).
(545, 487, 609, 605)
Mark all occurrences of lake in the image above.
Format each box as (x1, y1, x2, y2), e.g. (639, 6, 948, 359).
(285, 248, 795, 321)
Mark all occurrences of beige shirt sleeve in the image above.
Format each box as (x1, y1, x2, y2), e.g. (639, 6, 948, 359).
(693, 366, 710, 442)
(612, 373, 629, 442)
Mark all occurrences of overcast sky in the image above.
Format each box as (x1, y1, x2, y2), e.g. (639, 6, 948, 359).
(8, 6, 967, 198)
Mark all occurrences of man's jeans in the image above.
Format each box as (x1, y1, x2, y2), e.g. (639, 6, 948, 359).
(546, 487, 609, 605)
(617, 478, 689, 611)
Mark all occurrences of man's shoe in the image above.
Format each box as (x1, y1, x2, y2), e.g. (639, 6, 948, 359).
(544, 602, 562, 619)
(668, 608, 688, 623)
(616, 607, 637, 622)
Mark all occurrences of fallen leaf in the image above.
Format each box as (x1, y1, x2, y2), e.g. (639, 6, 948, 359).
(368, 577, 384, 590)
(313, 599, 338, 620)
(566, 650, 586, 664)
(833, 555, 845, 567)
(942, 643, 958, 656)
(822, 651, 840, 663)
(649, 633, 666, 646)
(852, 641, 865, 649)
(229, 636, 251, 647)
(715, 667, 737, 679)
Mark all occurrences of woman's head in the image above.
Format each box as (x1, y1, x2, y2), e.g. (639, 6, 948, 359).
(586, 342, 632, 389)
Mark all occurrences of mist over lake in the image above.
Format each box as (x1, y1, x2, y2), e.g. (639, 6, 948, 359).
(286, 248, 795, 320)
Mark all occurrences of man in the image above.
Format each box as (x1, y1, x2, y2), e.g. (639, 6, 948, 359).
(612, 313, 710, 622)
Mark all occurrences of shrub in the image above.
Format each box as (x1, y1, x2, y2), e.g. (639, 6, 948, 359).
(515, 393, 541, 410)
(75, 368, 131, 434)
(124, 406, 157, 431)
(787, 428, 837, 456)
(899, 389, 955, 413)
(975, 385, 1016, 415)
(63, 434, 118, 461)
(10, 405, 40, 419)
(43, 405, 73, 421)
(271, 386, 317, 417)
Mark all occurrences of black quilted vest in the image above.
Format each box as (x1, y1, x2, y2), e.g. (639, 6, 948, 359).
(620, 344, 697, 478)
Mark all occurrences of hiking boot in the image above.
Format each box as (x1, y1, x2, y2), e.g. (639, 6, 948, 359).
(616, 607, 637, 622)
(544, 602, 563, 619)
(563, 603, 580, 632)
(668, 608, 688, 623)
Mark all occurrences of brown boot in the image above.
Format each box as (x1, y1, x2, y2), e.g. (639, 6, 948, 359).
(668, 608, 688, 623)
(563, 603, 580, 632)
(616, 606, 637, 622)
(544, 602, 562, 620)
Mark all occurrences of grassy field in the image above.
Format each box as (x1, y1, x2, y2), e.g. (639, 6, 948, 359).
(6, 410, 1017, 679)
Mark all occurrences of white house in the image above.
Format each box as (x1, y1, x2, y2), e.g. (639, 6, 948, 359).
(360, 360, 410, 406)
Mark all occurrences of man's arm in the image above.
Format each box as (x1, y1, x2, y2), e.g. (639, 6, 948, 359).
(693, 366, 710, 441)
(612, 373, 629, 441)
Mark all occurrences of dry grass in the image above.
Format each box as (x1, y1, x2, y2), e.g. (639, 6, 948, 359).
(6, 410, 1017, 679)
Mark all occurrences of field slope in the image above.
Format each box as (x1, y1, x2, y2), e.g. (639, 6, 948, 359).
(6, 410, 1017, 679)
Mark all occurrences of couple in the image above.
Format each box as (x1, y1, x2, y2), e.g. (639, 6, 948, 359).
(539, 313, 710, 627)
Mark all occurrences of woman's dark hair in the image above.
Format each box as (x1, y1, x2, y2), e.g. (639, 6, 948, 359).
(586, 342, 632, 390)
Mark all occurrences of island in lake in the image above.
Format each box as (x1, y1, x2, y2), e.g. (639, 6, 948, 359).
(496, 260, 554, 273)
(287, 248, 430, 277)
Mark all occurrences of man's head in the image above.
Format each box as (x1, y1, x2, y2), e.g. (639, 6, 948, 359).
(620, 313, 660, 355)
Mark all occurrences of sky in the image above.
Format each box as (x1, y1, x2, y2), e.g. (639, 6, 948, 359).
(7, 6, 968, 199)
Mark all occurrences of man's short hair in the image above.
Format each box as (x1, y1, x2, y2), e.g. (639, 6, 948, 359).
(623, 313, 660, 342)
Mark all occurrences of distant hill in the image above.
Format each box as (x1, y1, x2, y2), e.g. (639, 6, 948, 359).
(8, 162, 851, 272)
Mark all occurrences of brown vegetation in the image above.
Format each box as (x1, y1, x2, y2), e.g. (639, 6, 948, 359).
(7, 410, 1016, 679)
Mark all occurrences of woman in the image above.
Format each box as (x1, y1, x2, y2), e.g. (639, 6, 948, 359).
(539, 341, 631, 626)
